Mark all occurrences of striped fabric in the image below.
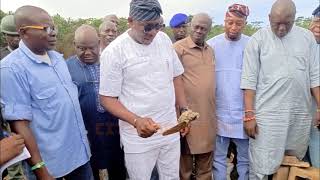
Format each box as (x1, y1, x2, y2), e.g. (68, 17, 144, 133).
(87, 64, 105, 113)
(129, 0, 162, 21)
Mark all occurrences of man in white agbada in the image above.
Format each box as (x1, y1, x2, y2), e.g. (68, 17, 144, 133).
(99, 0, 189, 179)
(240, 0, 320, 179)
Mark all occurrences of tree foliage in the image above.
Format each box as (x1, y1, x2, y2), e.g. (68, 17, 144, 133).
(0, 12, 313, 58)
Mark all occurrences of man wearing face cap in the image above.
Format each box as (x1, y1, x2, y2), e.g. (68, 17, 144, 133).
(240, 0, 320, 179)
(207, 3, 250, 180)
(170, 13, 188, 42)
(99, 0, 188, 179)
(308, 5, 320, 168)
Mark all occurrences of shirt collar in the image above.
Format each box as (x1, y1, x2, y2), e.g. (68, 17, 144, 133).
(19, 40, 61, 66)
(186, 36, 209, 49)
(75, 56, 99, 67)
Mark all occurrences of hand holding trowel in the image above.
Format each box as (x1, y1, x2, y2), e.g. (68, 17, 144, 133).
(162, 109, 200, 136)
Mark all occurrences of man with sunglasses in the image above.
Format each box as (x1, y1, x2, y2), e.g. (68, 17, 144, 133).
(0, 15, 20, 59)
(240, 0, 319, 179)
(0, 5, 92, 180)
(169, 13, 189, 42)
(99, 0, 188, 179)
(66, 24, 126, 180)
(207, 3, 250, 180)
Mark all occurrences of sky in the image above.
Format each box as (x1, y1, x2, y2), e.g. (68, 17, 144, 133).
(1, 0, 319, 26)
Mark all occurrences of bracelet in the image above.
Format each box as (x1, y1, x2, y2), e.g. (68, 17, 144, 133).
(243, 116, 256, 122)
(244, 110, 255, 113)
(180, 107, 189, 114)
(31, 161, 45, 171)
(133, 118, 139, 128)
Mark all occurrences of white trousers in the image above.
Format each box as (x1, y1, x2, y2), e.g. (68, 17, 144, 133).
(125, 140, 180, 180)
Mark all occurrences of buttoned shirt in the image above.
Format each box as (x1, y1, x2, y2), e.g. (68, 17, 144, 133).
(0, 41, 91, 178)
(174, 36, 216, 154)
(207, 33, 249, 139)
(99, 31, 184, 153)
(240, 26, 319, 174)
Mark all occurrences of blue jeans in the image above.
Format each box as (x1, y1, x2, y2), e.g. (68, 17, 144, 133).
(309, 126, 320, 168)
(22, 161, 36, 180)
(24, 161, 93, 180)
(57, 162, 93, 180)
(213, 135, 249, 180)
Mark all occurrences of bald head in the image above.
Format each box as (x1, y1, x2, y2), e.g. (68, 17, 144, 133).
(269, 0, 296, 38)
(191, 13, 212, 27)
(14, 5, 51, 29)
(74, 24, 99, 43)
(14, 5, 56, 55)
(99, 21, 117, 33)
(99, 21, 117, 51)
(190, 13, 212, 46)
(74, 25, 99, 64)
(103, 14, 119, 25)
(270, 0, 296, 17)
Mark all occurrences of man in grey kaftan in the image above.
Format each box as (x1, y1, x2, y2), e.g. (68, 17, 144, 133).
(240, 0, 320, 179)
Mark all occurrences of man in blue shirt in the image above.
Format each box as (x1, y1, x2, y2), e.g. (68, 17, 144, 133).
(0, 5, 92, 180)
(207, 3, 250, 180)
(66, 24, 126, 180)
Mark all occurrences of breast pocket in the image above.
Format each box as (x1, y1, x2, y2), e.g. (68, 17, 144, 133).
(149, 57, 171, 89)
(33, 86, 57, 108)
(292, 54, 307, 71)
(124, 57, 149, 78)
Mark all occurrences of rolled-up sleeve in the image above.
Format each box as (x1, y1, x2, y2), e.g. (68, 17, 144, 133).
(240, 37, 261, 90)
(309, 41, 320, 88)
(99, 47, 123, 97)
(0, 66, 32, 121)
(172, 47, 184, 77)
(172, 43, 184, 78)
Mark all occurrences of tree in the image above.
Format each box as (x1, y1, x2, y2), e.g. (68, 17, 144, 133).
(243, 21, 263, 36)
(295, 16, 311, 29)
(0, 10, 313, 56)
(207, 25, 224, 39)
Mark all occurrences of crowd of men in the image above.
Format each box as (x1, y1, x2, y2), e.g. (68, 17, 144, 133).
(0, 0, 319, 180)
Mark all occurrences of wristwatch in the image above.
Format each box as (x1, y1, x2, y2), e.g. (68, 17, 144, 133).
(180, 107, 189, 114)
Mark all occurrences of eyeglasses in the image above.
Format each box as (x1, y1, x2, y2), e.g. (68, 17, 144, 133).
(19, 25, 57, 34)
(143, 23, 162, 33)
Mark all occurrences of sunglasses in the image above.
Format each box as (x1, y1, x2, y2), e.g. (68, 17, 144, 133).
(143, 23, 162, 33)
(19, 25, 57, 34)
